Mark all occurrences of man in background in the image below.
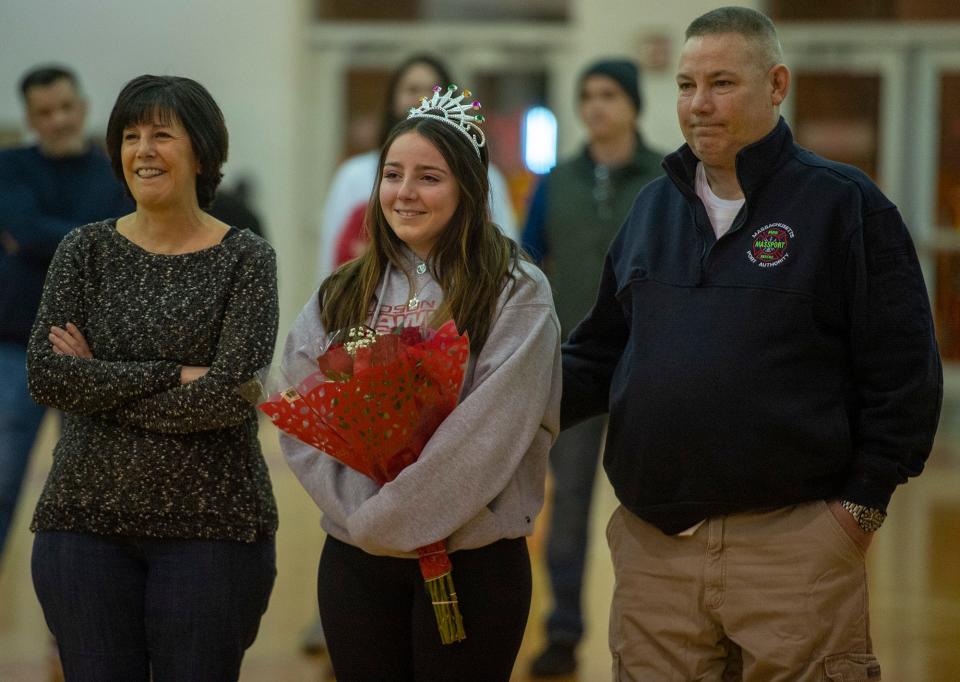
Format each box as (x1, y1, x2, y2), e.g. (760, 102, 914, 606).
(522, 58, 662, 678)
(0, 65, 130, 565)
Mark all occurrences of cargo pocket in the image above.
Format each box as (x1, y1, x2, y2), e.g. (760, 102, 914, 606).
(824, 652, 882, 681)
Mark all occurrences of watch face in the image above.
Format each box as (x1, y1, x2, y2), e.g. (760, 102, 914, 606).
(859, 508, 886, 532)
(841, 500, 886, 533)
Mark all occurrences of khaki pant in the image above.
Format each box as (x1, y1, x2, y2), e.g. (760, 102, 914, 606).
(606, 501, 882, 681)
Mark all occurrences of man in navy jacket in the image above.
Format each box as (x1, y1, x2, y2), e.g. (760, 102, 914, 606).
(0, 66, 130, 564)
(561, 7, 941, 680)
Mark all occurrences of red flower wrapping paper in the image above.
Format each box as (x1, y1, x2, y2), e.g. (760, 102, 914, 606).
(259, 319, 470, 643)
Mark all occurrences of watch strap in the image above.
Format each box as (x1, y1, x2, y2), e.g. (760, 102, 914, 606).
(840, 499, 886, 533)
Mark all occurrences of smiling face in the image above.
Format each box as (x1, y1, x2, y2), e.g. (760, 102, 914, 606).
(120, 112, 200, 210)
(379, 131, 460, 259)
(25, 77, 87, 157)
(676, 32, 789, 173)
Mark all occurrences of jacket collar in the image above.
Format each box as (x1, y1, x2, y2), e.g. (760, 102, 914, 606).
(662, 117, 796, 201)
(575, 132, 656, 174)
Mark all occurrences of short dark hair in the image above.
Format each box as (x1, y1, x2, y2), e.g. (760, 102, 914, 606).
(686, 6, 783, 67)
(19, 65, 79, 101)
(106, 75, 228, 209)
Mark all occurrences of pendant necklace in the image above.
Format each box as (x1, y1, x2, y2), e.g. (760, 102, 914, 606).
(407, 258, 429, 310)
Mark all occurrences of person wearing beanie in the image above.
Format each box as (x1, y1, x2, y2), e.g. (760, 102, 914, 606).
(579, 59, 643, 113)
(522, 57, 663, 678)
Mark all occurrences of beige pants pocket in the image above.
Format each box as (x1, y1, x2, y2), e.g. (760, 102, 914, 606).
(824, 652, 882, 681)
(818, 500, 868, 561)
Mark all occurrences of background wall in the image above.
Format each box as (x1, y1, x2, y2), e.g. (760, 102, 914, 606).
(0, 0, 311, 333)
(0, 0, 779, 332)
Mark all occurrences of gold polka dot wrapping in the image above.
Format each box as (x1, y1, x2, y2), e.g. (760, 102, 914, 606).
(259, 320, 470, 484)
(258, 319, 472, 645)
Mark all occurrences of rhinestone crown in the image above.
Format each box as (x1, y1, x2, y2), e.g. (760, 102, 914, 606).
(407, 83, 486, 157)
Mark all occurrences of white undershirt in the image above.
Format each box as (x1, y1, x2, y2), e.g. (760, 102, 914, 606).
(695, 162, 744, 239)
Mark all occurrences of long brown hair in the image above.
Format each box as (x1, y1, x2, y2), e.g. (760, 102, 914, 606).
(319, 116, 523, 350)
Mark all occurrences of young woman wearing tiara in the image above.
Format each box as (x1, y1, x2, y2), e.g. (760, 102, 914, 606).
(315, 54, 518, 282)
(281, 86, 561, 680)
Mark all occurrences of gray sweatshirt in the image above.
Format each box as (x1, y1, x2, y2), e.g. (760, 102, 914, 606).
(280, 252, 561, 557)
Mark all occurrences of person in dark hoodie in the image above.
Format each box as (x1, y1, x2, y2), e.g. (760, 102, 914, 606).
(522, 57, 662, 678)
(561, 7, 941, 680)
(0, 65, 130, 565)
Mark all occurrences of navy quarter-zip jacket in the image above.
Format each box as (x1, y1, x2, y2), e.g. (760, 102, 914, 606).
(561, 118, 942, 535)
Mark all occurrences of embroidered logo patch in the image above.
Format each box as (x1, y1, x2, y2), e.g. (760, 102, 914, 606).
(747, 223, 794, 268)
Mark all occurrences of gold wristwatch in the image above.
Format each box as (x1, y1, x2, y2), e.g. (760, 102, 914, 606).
(840, 500, 886, 533)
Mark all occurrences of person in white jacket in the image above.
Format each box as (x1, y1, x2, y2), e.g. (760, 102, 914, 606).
(316, 54, 517, 283)
(282, 88, 560, 681)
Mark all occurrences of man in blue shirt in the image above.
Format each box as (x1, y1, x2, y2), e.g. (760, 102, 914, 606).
(0, 65, 130, 564)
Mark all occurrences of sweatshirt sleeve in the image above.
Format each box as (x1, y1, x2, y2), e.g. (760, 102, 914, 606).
(0, 167, 91, 268)
(560, 249, 630, 428)
(27, 229, 183, 414)
(841, 205, 942, 511)
(101, 242, 279, 433)
(344, 269, 561, 554)
(521, 177, 549, 266)
(488, 163, 518, 241)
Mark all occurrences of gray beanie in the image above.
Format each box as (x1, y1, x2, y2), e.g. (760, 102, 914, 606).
(579, 58, 643, 114)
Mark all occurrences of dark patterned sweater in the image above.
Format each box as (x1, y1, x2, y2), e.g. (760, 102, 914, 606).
(27, 219, 278, 542)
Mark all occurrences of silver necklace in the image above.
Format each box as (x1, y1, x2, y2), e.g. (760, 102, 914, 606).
(407, 258, 429, 310)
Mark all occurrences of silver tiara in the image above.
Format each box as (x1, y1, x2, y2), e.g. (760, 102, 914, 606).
(407, 84, 486, 157)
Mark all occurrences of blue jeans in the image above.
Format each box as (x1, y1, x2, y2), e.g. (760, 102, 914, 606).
(0, 341, 46, 561)
(32, 531, 276, 682)
(543, 415, 606, 646)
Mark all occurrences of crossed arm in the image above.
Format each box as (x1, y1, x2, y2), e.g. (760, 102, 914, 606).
(48, 322, 208, 385)
(28, 231, 279, 431)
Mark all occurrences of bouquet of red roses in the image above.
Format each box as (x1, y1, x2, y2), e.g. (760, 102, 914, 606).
(258, 319, 470, 644)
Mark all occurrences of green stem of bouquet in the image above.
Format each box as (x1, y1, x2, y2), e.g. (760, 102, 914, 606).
(425, 572, 466, 644)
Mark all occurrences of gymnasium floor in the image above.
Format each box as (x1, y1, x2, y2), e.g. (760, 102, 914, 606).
(1, 409, 959, 682)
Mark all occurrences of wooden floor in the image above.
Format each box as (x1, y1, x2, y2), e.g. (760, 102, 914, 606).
(2, 409, 960, 682)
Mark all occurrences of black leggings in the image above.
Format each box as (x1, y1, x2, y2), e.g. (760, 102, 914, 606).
(318, 536, 531, 682)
